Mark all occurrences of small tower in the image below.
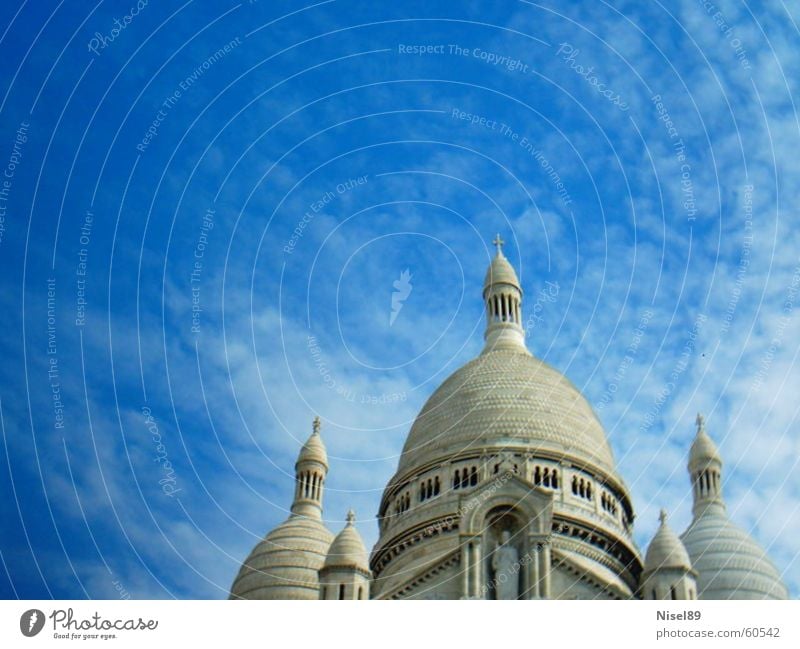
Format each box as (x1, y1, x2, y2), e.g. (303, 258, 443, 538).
(688, 413, 723, 518)
(642, 510, 697, 600)
(681, 414, 788, 599)
(229, 416, 333, 599)
(292, 416, 328, 519)
(482, 234, 527, 353)
(319, 511, 371, 600)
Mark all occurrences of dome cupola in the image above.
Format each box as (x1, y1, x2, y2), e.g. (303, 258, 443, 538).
(482, 234, 526, 353)
(229, 417, 334, 600)
(642, 510, 697, 600)
(320, 511, 371, 600)
(681, 415, 788, 600)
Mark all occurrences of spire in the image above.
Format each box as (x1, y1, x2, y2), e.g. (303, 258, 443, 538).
(688, 413, 724, 517)
(292, 416, 329, 518)
(482, 234, 528, 354)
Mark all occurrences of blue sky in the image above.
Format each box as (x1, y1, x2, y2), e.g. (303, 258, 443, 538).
(0, 0, 798, 599)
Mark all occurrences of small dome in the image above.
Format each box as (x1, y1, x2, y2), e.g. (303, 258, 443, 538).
(230, 515, 333, 599)
(297, 417, 327, 467)
(681, 508, 788, 600)
(645, 510, 692, 572)
(689, 415, 721, 468)
(483, 252, 520, 292)
(324, 511, 369, 573)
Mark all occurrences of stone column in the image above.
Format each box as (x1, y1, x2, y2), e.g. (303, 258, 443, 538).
(527, 542, 540, 599)
(540, 543, 551, 598)
(461, 541, 470, 598)
(472, 541, 482, 598)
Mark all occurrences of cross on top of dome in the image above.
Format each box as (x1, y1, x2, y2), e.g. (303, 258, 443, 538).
(492, 233, 505, 255)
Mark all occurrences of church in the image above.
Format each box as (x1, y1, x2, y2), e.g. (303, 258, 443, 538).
(229, 238, 789, 600)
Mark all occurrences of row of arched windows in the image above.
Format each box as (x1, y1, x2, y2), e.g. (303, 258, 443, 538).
(389, 465, 617, 522)
(453, 466, 478, 489)
(394, 492, 411, 515)
(297, 471, 322, 501)
(533, 466, 559, 488)
(487, 292, 520, 324)
(419, 477, 441, 501)
(694, 470, 719, 497)
(601, 492, 618, 515)
(572, 476, 593, 501)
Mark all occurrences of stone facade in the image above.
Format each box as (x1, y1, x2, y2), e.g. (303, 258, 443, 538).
(230, 238, 789, 600)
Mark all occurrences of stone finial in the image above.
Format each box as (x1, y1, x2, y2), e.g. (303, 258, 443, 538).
(659, 509, 668, 525)
(346, 509, 356, 525)
(695, 412, 705, 434)
(312, 415, 321, 435)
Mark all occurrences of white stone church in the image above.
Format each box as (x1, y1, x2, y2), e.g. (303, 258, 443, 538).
(229, 239, 789, 600)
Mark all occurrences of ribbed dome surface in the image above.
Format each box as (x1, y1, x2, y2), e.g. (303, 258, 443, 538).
(397, 348, 615, 476)
(298, 431, 327, 467)
(689, 428, 721, 467)
(230, 515, 333, 600)
(483, 253, 520, 290)
(324, 520, 369, 572)
(645, 516, 692, 571)
(681, 507, 788, 600)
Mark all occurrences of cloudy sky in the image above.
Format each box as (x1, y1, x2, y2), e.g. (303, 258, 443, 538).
(0, 0, 798, 599)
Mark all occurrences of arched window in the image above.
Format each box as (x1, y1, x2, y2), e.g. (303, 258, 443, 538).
(586, 482, 592, 500)
(470, 467, 478, 486)
(339, 584, 346, 600)
(461, 470, 469, 489)
(543, 468, 551, 487)
(670, 586, 677, 600)
(572, 476, 578, 495)
(358, 586, 364, 600)
(434, 477, 440, 496)
(552, 470, 559, 489)
(322, 586, 327, 599)
(453, 469, 460, 490)
(534, 466, 541, 485)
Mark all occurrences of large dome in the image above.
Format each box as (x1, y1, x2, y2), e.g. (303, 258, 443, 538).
(397, 348, 616, 477)
(681, 506, 788, 600)
(230, 514, 333, 600)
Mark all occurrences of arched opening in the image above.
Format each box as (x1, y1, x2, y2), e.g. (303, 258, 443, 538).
(483, 507, 525, 601)
(339, 584, 345, 600)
